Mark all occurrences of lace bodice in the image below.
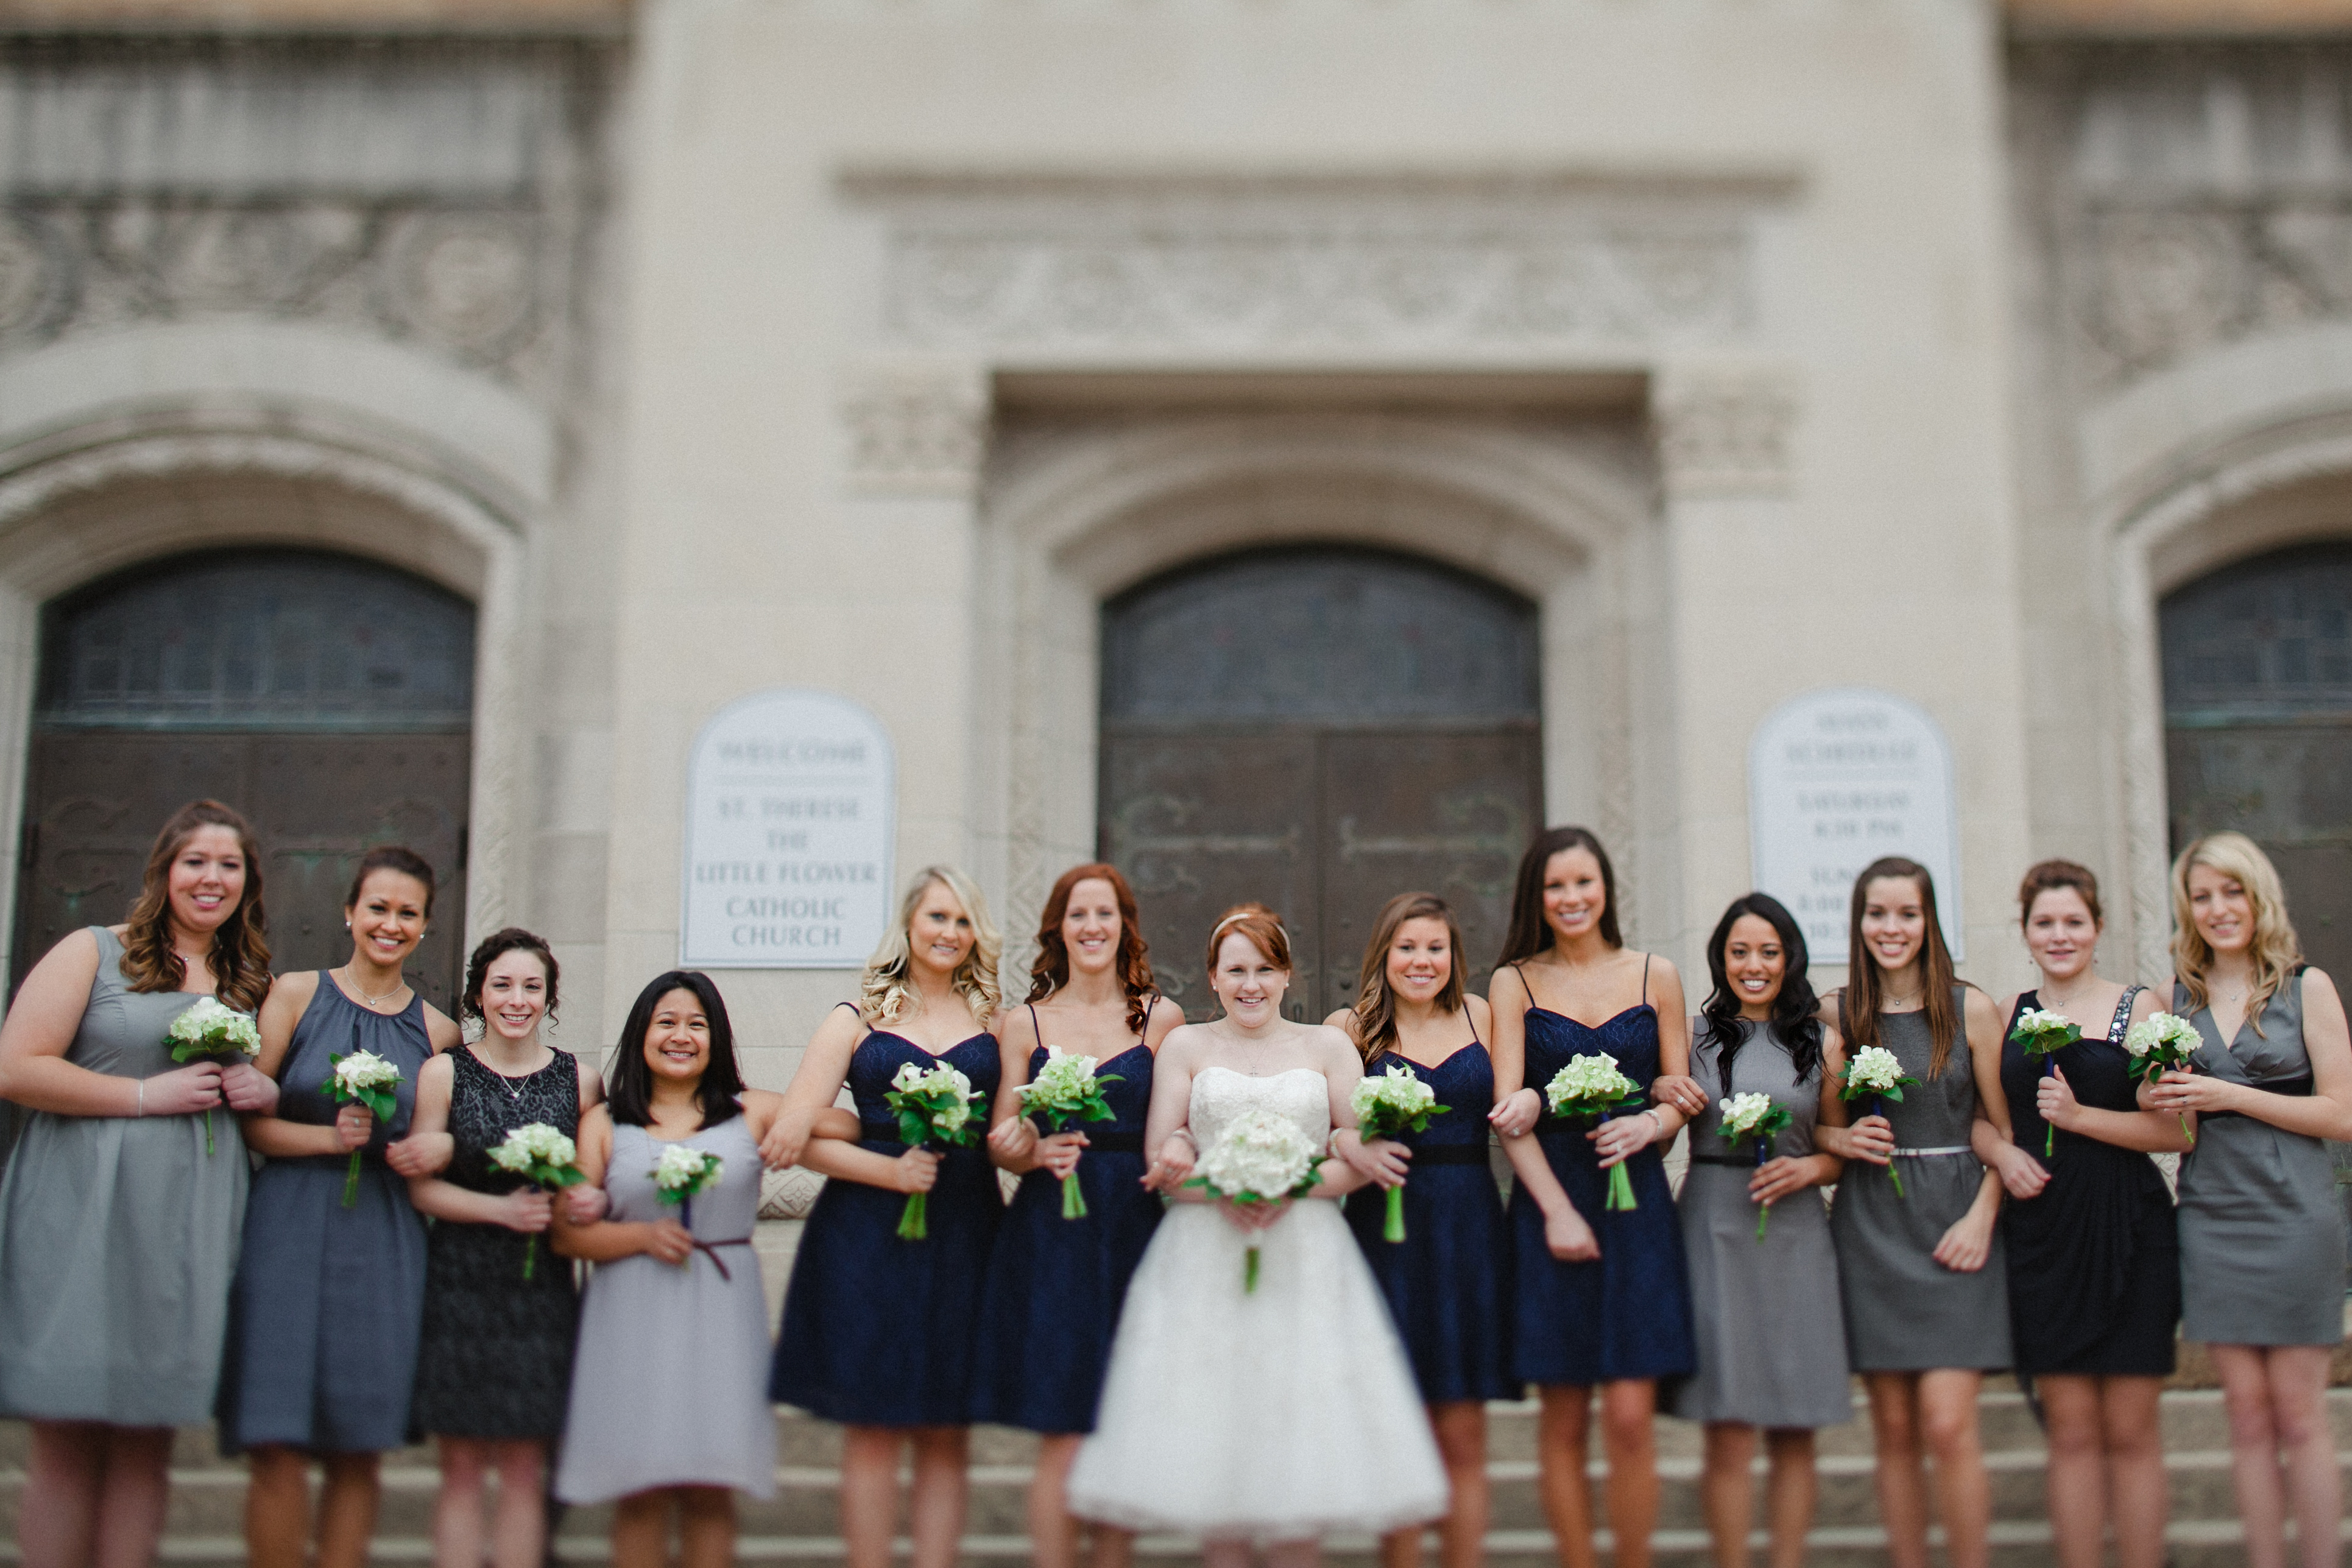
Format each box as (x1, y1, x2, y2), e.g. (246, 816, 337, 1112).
(1188, 1066, 1330, 1151)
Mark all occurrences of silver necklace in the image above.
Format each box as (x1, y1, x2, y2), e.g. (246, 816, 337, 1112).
(342, 965, 405, 1009)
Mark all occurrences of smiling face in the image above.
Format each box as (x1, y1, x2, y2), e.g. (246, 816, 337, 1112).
(347, 869, 431, 971)
(1541, 847, 1608, 945)
(167, 824, 247, 939)
(2186, 861, 2255, 958)
(1859, 875, 1929, 976)
(2024, 886, 2099, 985)
(1061, 877, 1123, 978)
(1385, 916, 1454, 1008)
(641, 986, 712, 1084)
(478, 949, 550, 1044)
(908, 878, 977, 979)
(1722, 913, 1787, 1020)
(1210, 931, 1289, 1027)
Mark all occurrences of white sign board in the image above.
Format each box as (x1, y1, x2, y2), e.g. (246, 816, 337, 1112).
(1748, 687, 1962, 964)
(682, 690, 895, 968)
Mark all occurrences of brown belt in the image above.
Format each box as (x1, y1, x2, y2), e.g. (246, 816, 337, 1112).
(691, 1237, 754, 1281)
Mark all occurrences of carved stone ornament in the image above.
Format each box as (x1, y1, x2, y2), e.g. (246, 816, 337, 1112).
(1653, 370, 1799, 497)
(846, 173, 1784, 354)
(838, 366, 991, 495)
(380, 213, 540, 361)
(760, 1166, 825, 1221)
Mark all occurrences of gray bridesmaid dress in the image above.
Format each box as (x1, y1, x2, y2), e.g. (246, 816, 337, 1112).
(554, 1114, 775, 1504)
(1828, 989, 2011, 1372)
(1671, 1019, 1851, 1427)
(2175, 971, 2347, 1346)
(216, 975, 433, 1452)
(0, 927, 247, 1425)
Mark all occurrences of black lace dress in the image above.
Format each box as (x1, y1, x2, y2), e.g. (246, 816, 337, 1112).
(411, 1046, 582, 1439)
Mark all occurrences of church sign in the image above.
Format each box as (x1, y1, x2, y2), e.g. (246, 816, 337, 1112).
(682, 690, 895, 968)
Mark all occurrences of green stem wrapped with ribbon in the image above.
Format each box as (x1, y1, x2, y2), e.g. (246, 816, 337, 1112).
(166, 997, 261, 1155)
(884, 1060, 987, 1241)
(1838, 1045, 1921, 1200)
(488, 1121, 586, 1280)
(2122, 1010, 2203, 1147)
(1015, 1047, 1121, 1221)
(1544, 1053, 1646, 1212)
(321, 1050, 403, 1208)
(1351, 1063, 1449, 1243)
(2009, 1006, 2082, 1157)
(650, 1141, 724, 1244)
(1184, 1106, 1325, 1293)
(1718, 1091, 1795, 1241)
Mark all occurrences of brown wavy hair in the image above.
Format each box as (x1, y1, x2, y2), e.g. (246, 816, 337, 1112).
(119, 800, 271, 1014)
(1346, 892, 1467, 1065)
(1024, 863, 1156, 1034)
(1839, 856, 1962, 1080)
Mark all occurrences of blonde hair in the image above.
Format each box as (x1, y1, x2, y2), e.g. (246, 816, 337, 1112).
(860, 865, 1003, 1029)
(2169, 831, 2304, 1033)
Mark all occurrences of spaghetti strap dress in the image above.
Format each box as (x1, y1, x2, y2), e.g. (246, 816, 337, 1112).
(1997, 989, 2179, 1376)
(1828, 989, 2010, 1372)
(555, 1115, 774, 1503)
(2174, 971, 2345, 1346)
(0, 927, 248, 1425)
(1344, 1038, 1519, 1405)
(409, 1046, 584, 1439)
(1669, 1019, 1851, 1428)
(217, 975, 434, 1453)
(1507, 959, 1698, 1386)
(970, 1009, 1163, 1433)
(771, 1027, 1003, 1425)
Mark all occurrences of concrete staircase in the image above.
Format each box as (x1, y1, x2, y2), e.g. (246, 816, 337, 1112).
(2, 1386, 2348, 1566)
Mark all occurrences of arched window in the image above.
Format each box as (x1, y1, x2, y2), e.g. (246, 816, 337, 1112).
(1100, 547, 1541, 1017)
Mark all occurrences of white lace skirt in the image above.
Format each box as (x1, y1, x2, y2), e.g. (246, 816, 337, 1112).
(1067, 1198, 1449, 1541)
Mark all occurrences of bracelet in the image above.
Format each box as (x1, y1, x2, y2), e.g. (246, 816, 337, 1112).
(135, 1079, 145, 1118)
(1642, 1109, 1664, 1136)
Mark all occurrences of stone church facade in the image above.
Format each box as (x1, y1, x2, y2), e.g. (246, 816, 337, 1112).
(0, 0, 2346, 1114)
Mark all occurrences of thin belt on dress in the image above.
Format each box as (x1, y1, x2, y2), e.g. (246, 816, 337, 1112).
(1405, 1143, 1491, 1166)
(1688, 1153, 1766, 1167)
(690, 1237, 753, 1282)
(1889, 1145, 1972, 1158)
(2198, 1073, 2314, 1123)
(860, 1120, 1142, 1153)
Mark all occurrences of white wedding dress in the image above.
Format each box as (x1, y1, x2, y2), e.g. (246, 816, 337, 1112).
(1066, 1066, 1448, 1540)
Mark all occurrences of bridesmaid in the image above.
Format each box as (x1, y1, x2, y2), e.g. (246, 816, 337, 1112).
(1972, 861, 2183, 1568)
(1329, 892, 1516, 1568)
(2145, 833, 2351, 1568)
(771, 866, 1005, 1568)
(221, 846, 461, 1568)
(0, 801, 279, 1568)
(971, 863, 1181, 1568)
(553, 972, 783, 1568)
(1488, 827, 1696, 1568)
(1817, 857, 2010, 1568)
(406, 930, 606, 1568)
(1669, 894, 1851, 1568)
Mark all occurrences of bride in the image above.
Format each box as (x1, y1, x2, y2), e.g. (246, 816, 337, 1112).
(1067, 903, 1447, 1561)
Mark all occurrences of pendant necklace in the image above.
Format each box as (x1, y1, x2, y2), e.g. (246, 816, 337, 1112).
(344, 966, 405, 1011)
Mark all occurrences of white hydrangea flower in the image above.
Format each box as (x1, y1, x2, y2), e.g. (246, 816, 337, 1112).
(651, 1142, 722, 1192)
(1845, 1045, 1909, 1095)
(331, 1050, 402, 1097)
(1351, 1064, 1438, 1122)
(2014, 1007, 2073, 1036)
(1543, 1053, 1639, 1114)
(2122, 1011, 2201, 1058)
(1192, 1107, 1321, 1201)
(1718, 1091, 1779, 1138)
(488, 1121, 578, 1174)
(167, 996, 262, 1057)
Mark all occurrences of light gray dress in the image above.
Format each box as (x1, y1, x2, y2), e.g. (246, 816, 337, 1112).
(1828, 991, 2011, 1372)
(2175, 972, 2347, 1346)
(555, 1114, 775, 1504)
(1671, 1020, 1851, 1427)
(0, 927, 247, 1425)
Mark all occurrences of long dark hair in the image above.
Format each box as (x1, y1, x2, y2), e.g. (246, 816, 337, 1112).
(1699, 892, 1822, 1086)
(1496, 825, 1622, 967)
(120, 799, 271, 1014)
(1025, 863, 1156, 1035)
(606, 970, 744, 1131)
(1347, 892, 1467, 1065)
(1840, 856, 1963, 1079)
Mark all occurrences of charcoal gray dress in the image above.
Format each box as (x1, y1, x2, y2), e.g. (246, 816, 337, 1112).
(1670, 1019, 1852, 1427)
(217, 975, 434, 1453)
(0, 927, 247, 1424)
(2175, 971, 2347, 1347)
(1828, 991, 2011, 1372)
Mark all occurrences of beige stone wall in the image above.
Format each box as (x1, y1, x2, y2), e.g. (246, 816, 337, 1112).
(0, 0, 624, 32)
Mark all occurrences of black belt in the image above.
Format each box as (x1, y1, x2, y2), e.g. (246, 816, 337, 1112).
(860, 1121, 903, 1143)
(1080, 1131, 1144, 1153)
(1408, 1144, 1492, 1166)
(2198, 1074, 2314, 1123)
(691, 1237, 754, 1282)
(1689, 1153, 1761, 1167)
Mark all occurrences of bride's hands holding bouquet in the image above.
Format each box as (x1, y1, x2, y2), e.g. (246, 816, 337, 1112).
(1220, 1193, 1290, 1232)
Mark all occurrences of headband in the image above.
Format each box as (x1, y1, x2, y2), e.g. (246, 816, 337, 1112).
(1211, 910, 1285, 943)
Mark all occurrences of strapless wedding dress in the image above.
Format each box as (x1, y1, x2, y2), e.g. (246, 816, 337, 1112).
(1066, 1066, 1447, 1539)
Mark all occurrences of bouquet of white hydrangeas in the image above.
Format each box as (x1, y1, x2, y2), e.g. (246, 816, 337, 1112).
(650, 1141, 724, 1234)
(486, 1121, 585, 1280)
(2123, 1011, 2203, 1145)
(1185, 1107, 1326, 1293)
(1016, 1047, 1122, 1220)
(1350, 1064, 1450, 1243)
(885, 1060, 988, 1240)
(322, 1050, 403, 1208)
(165, 996, 261, 1155)
(2009, 1006, 2083, 1156)
(1717, 1091, 1795, 1241)
(1839, 1045, 1921, 1198)
(1544, 1053, 1647, 1212)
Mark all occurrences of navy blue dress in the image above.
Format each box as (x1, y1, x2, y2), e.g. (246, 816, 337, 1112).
(1344, 1044, 1520, 1405)
(771, 1028, 1003, 1426)
(969, 1034, 1163, 1433)
(1506, 970, 1697, 1387)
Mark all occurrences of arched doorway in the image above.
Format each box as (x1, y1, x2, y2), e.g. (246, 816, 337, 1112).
(1100, 546, 1542, 1019)
(2160, 542, 2352, 983)
(13, 548, 477, 1011)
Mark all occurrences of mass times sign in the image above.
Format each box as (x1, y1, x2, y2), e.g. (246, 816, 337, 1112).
(682, 690, 895, 968)
(1748, 687, 1962, 964)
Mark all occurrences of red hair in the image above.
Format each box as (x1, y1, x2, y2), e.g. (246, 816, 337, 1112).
(1204, 902, 1292, 976)
(1025, 863, 1157, 1034)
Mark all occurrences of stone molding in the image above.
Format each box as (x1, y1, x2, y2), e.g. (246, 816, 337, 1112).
(1651, 369, 1798, 497)
(838, 364, 991, 495)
